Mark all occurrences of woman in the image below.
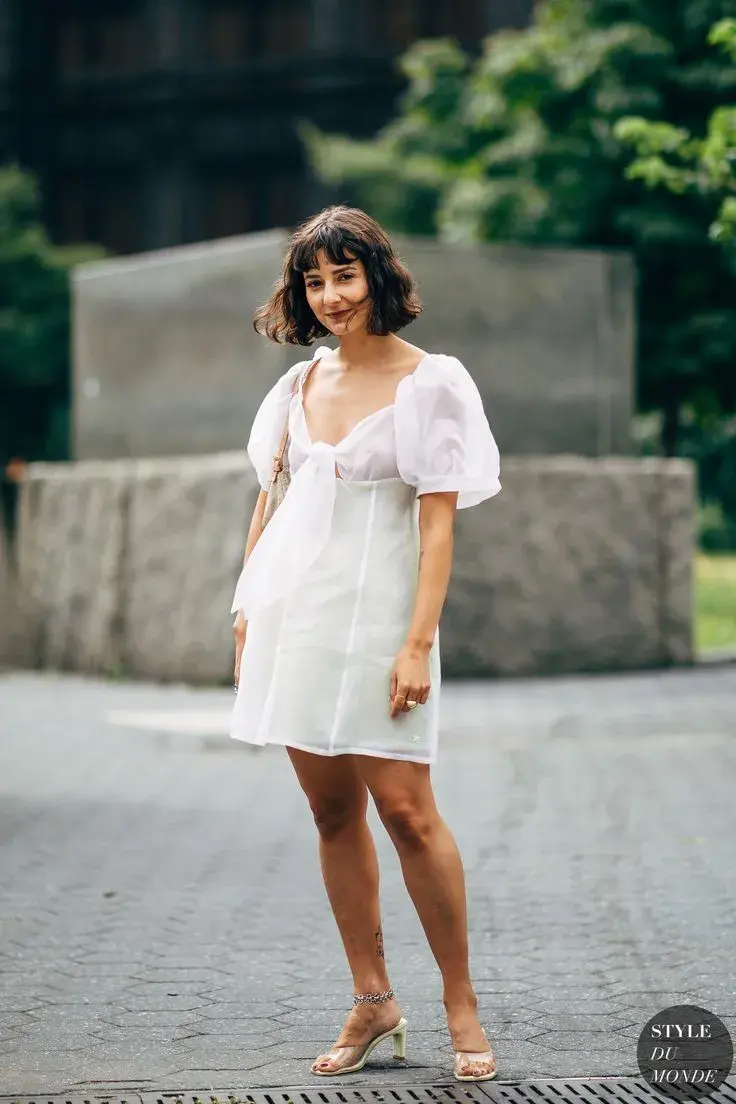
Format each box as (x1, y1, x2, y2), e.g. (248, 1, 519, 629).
(230, 206, 501, 1081)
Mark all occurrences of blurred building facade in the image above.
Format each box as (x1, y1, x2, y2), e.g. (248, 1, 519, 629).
(0, 0, 533, 255)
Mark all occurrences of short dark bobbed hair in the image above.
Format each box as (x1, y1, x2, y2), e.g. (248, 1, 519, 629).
(253, 205, 422, 345)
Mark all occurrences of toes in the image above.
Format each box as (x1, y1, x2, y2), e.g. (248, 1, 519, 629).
(459, 1056, 496, 1076)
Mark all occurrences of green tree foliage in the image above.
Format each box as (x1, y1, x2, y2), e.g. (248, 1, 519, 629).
(303, 0, 736, 458)
(616, 19, 736, 243)
(614, 17, 736, 542)
(0, 164, 104, 467)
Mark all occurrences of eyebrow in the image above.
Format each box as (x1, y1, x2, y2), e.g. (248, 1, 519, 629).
(304, 262, 357, 275)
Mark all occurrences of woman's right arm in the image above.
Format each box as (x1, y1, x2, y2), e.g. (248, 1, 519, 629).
(233, 488, 268, 681)
(242, 488, 268, 567)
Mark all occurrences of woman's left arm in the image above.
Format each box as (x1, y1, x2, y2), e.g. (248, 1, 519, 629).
(389, 491, 458, 718)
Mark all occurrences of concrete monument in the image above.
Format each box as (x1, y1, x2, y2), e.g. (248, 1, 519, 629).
(72, 232, 634, 461)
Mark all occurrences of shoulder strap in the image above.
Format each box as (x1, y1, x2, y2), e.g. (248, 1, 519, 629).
(271, 352, 322, 473)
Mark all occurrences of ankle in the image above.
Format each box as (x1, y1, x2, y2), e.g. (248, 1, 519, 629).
(352, 983, 396, 1005)
(443, 983, 477, 1011)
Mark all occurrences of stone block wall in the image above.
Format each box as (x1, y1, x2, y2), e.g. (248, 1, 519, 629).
(12, 454, 250, 682)
(445, 457, 694, 674)
(73, 233, 635, 462)
(6, 454, 694, 681)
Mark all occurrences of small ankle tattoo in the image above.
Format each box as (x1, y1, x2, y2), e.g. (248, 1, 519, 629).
(375, 927, 384, 959)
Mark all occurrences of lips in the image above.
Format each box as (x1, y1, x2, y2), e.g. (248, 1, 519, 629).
(327, 309, 350, 320)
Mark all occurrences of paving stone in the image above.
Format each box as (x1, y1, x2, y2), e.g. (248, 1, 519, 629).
(526, 1029, 632, 1050)
(0, 666, 734, 1091)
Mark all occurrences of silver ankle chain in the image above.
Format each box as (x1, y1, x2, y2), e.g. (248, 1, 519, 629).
(353, 987, 394, 1005)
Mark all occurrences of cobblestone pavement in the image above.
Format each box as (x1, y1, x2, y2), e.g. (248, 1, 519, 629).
(0, 666, 734, 1093)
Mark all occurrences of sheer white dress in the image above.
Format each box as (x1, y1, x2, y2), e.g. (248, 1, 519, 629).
(230, 346, 501, 764)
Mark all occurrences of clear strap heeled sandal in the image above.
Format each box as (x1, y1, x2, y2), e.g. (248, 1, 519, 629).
(311, 987, 407, 1077)
(453, 1042, 498, 1081)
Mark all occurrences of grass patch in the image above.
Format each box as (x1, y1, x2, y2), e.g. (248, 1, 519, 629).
(696, 553, 736, 653)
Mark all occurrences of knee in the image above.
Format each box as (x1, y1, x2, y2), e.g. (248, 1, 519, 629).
(309, 795, 361, 841)
(376, 796, 435, 851)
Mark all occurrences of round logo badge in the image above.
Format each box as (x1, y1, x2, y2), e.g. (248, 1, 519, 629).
(637, 1005, 733, 1099)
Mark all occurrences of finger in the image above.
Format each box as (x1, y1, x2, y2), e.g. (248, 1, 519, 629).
(392, 684, 410, 717)
(390, 691, 403, 717)
(388, 672, 399, 714)
(403, 686, 429, 711)
(408, 684, 424, 708)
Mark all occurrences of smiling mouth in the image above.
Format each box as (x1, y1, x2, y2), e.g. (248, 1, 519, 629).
(327, 309, 350, 320)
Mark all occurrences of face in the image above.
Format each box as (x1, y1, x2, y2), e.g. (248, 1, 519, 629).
(303, 249, 372, 334)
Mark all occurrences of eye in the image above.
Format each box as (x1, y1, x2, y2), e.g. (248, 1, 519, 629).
(339, 272, 354, 280)
(306, 279, 321, 288)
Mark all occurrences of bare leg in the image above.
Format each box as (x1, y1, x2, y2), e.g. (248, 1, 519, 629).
(286, 748, 404, 1073)
(358, 756, 496, 1077)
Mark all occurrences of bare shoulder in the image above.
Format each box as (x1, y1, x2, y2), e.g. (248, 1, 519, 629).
(315, 346, 338, 366)
(395, 340, 429, 370)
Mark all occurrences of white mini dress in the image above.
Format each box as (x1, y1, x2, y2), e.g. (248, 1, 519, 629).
(230, 346, 501, 764)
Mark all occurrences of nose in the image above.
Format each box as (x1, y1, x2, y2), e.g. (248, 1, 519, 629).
(323, 282, 342, 307)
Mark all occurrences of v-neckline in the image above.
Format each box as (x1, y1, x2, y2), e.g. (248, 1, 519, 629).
(297, 393, 395, 449)
(296, 352, 430, 449)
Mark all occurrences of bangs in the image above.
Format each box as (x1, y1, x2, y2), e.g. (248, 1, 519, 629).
(292, 222, 365, 273)
(253, 204, 422, 343)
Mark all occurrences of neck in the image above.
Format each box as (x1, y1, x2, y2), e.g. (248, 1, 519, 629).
(335, 330, 399, 369)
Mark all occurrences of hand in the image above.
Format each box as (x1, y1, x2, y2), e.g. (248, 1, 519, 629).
(233, 610, 247, 689)
(389, 644, 431, 718)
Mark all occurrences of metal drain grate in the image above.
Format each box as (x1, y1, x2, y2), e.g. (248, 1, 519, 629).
(481, 1079, 736, 1103)
(1, 1081, 735, 1104)
(142, 1090, 489, 1104)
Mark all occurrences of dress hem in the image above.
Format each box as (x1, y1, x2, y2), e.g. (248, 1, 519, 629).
(230, 732, 436, 765)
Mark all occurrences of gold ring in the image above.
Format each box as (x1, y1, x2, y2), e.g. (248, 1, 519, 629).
(406, 700, 419, 710)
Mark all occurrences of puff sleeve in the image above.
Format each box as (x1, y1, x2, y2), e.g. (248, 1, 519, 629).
(395, 354, 501, 509)
(246, 358, 310, 491)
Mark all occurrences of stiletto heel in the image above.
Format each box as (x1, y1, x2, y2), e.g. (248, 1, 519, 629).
(392, 1020, 407, 1060)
